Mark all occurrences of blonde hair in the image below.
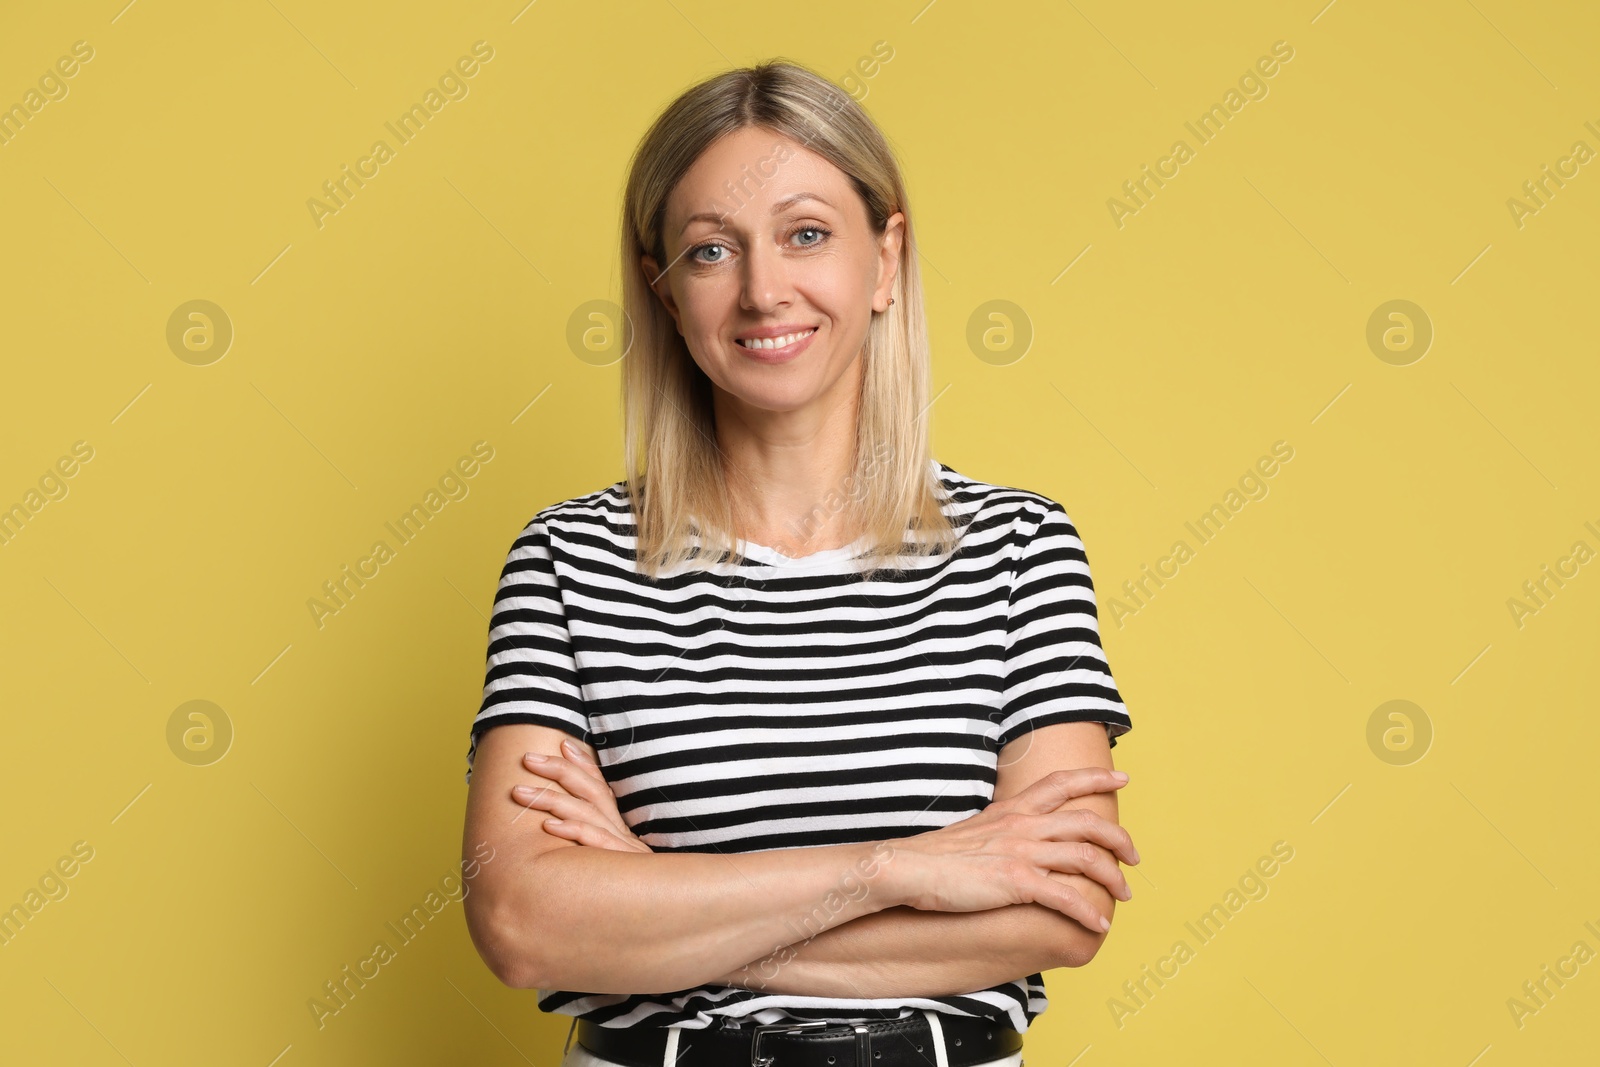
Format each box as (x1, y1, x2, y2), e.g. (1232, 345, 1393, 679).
(619, 59, 959, 579)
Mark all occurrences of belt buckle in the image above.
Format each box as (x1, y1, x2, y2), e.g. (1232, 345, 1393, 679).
(749, 1020, 834, 1067)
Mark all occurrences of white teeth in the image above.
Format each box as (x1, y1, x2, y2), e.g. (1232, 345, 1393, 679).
(738, 328, 815, 350)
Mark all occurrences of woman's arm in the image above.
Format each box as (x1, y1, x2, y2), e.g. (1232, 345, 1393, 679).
(471, 722, 1132, 996)
(711, 722, 1131, 998)
(464, 723, 909, 995)
(713, 903, 1079, 998)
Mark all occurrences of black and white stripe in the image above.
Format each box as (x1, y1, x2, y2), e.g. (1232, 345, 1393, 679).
(467, 459, 1132, 1033)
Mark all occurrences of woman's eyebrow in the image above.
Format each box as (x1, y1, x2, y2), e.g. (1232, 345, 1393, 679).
(677, 191, 836, 235)
(770, 191, 834, 213)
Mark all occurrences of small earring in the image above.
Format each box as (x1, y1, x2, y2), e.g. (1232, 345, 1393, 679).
(888, 297, 895, 306)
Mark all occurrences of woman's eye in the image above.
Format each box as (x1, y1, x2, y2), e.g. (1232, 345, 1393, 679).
(689, 227, 828, 264)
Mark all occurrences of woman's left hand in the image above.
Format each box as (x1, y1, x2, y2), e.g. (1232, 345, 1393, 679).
(511, 739, 654, 853)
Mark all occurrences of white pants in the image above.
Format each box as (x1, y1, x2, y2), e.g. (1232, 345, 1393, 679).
(558, 1011, 1025, 1067)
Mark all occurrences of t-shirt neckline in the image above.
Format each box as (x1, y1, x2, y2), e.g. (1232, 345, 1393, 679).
(686, 459, 945, 571)
(734, 533, 874, 569)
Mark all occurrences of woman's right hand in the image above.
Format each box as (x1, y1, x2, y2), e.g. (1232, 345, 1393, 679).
(884, 768, 1137, 930)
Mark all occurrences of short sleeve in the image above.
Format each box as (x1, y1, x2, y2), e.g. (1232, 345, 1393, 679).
(995, 501, 1132, 750)
(465, 518, 589, 785)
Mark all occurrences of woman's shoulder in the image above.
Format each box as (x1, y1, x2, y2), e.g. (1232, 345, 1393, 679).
(933, 460, 1073, 530)
(511, 479, 634, 546)
(533, 478, 632, 524)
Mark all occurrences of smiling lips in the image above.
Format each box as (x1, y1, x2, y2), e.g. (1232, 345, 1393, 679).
(735, 327, 818, 350)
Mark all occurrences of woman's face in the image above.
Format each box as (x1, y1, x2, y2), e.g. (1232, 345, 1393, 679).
(641, 126, 903, 426)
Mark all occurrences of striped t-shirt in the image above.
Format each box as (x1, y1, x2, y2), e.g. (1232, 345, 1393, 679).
(465, 459, 1132, 1034)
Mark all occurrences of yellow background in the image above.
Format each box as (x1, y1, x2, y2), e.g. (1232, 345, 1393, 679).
(2, 0, 1596, 1063)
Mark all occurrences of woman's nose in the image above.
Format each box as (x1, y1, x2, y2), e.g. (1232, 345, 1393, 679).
(740, 241, 793, 312)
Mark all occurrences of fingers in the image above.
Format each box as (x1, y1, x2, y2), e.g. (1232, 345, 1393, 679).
(510, 785, 594, 825)
(515, 757, 634, 840)
(1035, 807, 1140, 866)
(540, 816, 647, 853)
(1003, 768, 1130, 816)
(1033, 840, 1132, 901)
(560, 739, 601, 764)
(1026, 871, 1113, 933)
(558, 738, 604, 771)
(523, 752, 614, 809)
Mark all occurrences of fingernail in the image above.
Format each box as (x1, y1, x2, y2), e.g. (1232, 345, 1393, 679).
(525, 753, 548, 763)
(513, 786, 536, 797)
(1111, 770, 1129, 783)
(1098, 915, 1111, 932)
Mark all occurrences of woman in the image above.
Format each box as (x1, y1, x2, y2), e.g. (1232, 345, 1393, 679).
(461, 59, 1137, 1067)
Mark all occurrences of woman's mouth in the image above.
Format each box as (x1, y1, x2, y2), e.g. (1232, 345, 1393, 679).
(734, 327, 818, 363)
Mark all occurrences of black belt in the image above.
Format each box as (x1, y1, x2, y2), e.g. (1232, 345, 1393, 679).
(575, 1013, 1023, 1067)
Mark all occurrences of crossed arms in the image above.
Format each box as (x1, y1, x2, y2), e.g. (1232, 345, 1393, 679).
(462, 718, 1128, 995)
(710, 719, 1127, 999)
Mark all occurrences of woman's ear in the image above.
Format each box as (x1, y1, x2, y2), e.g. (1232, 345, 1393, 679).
(874, 212, 905, 311)
(640, 254, 682, 332)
